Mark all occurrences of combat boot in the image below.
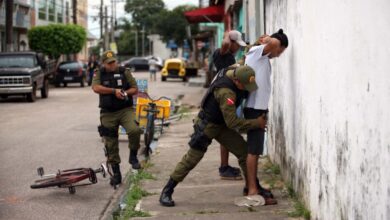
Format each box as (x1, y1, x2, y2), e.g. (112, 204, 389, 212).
(129, 149, 141, 169)
(110, 163, 122, 186)
(159, 178, 178, 207)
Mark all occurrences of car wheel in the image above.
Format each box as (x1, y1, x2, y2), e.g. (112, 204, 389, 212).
(41, 78, 49, 98)
(27, 84, 37, 102)
(63, 82, 67, 87)
(161, 76, 166, 81)
(182, 77, 188, 82)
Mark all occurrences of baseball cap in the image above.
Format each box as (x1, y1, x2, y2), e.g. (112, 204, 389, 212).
(226, 66, 257, 92)
(102, 50, 117, 64)
(229, 30, 247, 47)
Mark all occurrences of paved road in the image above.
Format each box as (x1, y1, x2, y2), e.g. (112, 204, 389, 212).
(0, 71, 205, 220)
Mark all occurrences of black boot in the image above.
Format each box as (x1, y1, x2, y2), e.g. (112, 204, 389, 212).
(129, 149, 141, 169)
(110, 163, 122, 186)
(159, 178, 178, 207)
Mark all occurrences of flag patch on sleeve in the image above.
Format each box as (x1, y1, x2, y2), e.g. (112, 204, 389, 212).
(226, 98, 235, 105)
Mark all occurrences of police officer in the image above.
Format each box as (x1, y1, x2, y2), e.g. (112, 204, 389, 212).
(159, 65, 267, 207)
(92, 50, 143, 186)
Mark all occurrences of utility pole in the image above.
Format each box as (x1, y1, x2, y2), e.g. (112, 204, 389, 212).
(100, 0, 104, 49)
(111, 0, 115, 43)
(5, 0, 14, 52)
(104, 6, 109, 51)
(72, 0, 77, 24)
(141, 25, 145, 57)
(134, 30, 138, 56)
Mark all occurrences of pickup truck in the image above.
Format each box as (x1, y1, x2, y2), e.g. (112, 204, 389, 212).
(0, 52, 56, 102)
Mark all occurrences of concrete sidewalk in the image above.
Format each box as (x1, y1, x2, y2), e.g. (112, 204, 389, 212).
(132, 92, 299, 220)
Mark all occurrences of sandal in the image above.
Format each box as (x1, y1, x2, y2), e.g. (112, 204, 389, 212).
(234, 195, 265, 207)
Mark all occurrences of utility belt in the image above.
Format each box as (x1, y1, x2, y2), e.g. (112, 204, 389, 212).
(188, 111, 212, 152)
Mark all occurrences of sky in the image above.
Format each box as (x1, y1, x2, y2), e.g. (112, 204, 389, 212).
(88, 0, 199, 38)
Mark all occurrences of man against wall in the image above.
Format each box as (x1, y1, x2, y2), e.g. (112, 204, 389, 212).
(242, 29, 289, 205)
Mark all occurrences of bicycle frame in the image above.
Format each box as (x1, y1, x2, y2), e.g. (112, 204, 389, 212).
(30, 164, 107, 194)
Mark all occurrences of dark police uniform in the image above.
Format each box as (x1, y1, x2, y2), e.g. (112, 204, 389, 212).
(160, 65, 261, 207)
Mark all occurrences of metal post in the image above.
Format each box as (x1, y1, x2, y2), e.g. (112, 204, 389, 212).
(100, 0, 103, 43)
(135, 30, 138, 56)
(141, 25, 145, 57)
(5, 0, 14, 52)
(104, 6, 109, 51)
(111, 0, 115, 43)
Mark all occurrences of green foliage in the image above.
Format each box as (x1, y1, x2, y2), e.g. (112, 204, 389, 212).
(288, 200, 311, 220)
(113, 170, 155, 220)
(154, 5, 199, 46)
(124, 0, 165, 30)
(287, 182, 311, 220)
(28, 24, 87, 59)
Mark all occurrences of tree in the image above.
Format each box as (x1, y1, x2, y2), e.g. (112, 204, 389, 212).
(124, 0, 165, 30)
(154, 5, 199, 47)
(28, 24, 87, 59)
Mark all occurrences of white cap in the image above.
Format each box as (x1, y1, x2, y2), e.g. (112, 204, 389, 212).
(228, 30, 247, 47)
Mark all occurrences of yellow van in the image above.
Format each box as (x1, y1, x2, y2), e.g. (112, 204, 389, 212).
(161, 58, 187, 82)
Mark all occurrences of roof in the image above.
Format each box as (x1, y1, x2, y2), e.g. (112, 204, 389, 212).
(184, 5, 224, 23)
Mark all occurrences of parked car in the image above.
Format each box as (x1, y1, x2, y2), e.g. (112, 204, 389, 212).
(54, 61, 87, 87)
(161, 58, 187, 82)
(121, 57, 149, 72)
(0, 51, 56, 102)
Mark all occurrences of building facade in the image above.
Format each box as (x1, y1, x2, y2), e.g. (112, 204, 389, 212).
(0, 0, 89, 61)
(0, 0, 32, 52)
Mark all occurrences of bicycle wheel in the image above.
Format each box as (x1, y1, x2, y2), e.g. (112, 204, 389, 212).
(30, 177, 68, 189)
(144, 113, 155, 157)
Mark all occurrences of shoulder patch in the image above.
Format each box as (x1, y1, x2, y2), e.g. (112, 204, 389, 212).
(226, 97, 235, 106)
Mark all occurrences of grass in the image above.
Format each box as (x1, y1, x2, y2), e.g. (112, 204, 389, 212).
(260, 157, 311, 219)
(259, 157, 283, 190)
(286, 182, 311, 220)
(195, 210, 220, 214)
(113, 170, 156, 219)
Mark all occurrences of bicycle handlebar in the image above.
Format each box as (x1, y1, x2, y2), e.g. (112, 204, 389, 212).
(137, 91, 171, 102)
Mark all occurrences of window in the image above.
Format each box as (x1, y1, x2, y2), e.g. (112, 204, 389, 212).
(48, 0, 55, 22)
(38, 0, 46, 20)
(57, 0, 63, 23)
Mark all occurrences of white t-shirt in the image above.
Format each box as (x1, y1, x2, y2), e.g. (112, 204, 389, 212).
(245, 45, 272, 110)
(148, 59, 157, 71)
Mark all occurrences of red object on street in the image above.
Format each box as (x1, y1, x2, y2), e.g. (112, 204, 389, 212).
(184, 6, 224, 23)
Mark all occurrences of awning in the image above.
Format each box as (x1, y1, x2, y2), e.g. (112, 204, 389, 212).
(184, 5, 224, 23)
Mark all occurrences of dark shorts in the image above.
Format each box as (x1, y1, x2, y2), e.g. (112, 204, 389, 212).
(244, 108, 268, 155)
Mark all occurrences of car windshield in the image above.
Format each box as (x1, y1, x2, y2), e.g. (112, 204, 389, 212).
(0, 55, 36, 68)
(59, 62, 80, 69)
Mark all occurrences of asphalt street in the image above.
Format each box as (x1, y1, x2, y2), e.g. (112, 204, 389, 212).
(0, 71, 204, 220)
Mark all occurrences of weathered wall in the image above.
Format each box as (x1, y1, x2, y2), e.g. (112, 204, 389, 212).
(264, 0, 390, 219)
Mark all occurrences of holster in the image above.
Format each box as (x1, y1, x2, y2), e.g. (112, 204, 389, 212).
(98, 125, 118, 138)
(188, 111, 212, 152)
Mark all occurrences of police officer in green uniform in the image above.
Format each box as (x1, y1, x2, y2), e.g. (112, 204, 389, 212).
(159, 65, 268, 207)
(92, 50, 143, 186)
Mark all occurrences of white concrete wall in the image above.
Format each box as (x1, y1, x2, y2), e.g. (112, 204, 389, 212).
(148, 34, 171, 60)
(244, 0, 265, 44)
(264, 0, 390, 219)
